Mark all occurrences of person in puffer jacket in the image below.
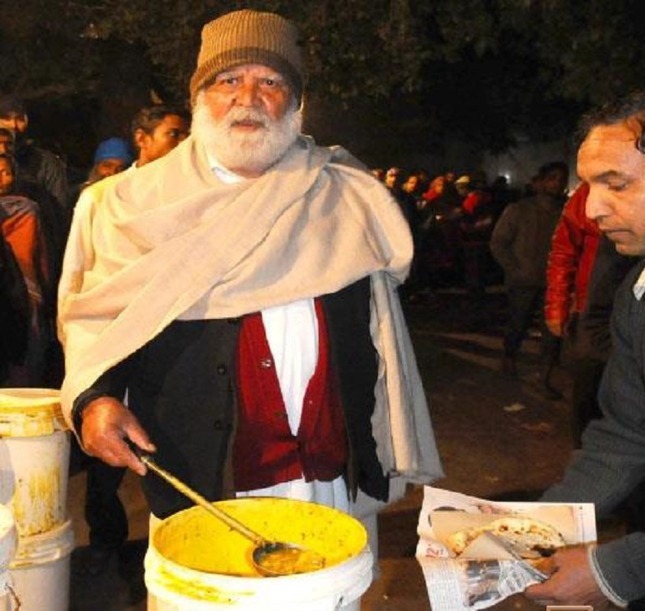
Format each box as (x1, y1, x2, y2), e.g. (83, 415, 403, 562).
(544, 182, 602, 442)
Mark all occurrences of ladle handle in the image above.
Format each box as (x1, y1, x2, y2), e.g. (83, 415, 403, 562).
(128, 442, 266, 546)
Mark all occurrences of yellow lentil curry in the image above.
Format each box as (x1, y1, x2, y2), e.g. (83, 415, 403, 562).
(153, 497, 367, 577)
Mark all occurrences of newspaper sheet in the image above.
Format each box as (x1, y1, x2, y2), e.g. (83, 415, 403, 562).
(416, 486, 597, 610)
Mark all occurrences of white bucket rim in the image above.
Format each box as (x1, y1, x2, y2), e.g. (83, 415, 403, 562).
(145, 543, 373, 606)
(11, 520, 74, 568)
(0, 388, 66, 436)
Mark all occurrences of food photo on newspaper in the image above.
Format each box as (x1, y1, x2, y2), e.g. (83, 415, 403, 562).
(415, 486, 597, 610)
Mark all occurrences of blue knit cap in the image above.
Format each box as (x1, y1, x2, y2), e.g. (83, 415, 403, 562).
(93, 137, 134, 165)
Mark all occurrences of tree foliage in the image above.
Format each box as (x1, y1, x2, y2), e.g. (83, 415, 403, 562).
(1, 0, 644, 156)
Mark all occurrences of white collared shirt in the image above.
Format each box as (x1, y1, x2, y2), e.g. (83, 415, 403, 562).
(209, 152, 349, 511)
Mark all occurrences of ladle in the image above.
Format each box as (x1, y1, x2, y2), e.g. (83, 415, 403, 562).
(133, 448, 326, 576)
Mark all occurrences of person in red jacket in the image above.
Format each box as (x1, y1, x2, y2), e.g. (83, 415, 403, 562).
(544, 182, 601, 439)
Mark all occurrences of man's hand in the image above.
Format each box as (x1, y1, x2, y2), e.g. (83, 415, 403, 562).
(524, 545, 612, 610)
(80, 397, 156, 476)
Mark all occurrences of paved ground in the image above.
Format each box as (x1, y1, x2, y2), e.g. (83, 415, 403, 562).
(65, 287, 627, 610)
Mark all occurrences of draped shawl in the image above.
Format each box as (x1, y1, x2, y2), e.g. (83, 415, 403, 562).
(58, 134, 443, 486)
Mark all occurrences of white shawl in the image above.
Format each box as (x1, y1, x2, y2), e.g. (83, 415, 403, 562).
(59, 135, 443, 488)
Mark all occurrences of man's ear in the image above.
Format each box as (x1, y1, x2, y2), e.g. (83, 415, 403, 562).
(133, 128, 147, 152)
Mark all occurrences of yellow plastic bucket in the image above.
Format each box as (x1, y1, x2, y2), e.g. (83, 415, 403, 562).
(0, 389, 70, 537)
(145, 497, 373, 610)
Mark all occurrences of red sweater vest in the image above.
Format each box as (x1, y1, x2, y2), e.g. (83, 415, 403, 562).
(233, 300, 348, 491)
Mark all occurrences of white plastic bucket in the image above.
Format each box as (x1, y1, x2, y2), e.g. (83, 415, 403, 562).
(0, 505, 17, 611)
(145, 497, 374, 611)
(8, 519, 74, 611)
(0, 389, 70, 537)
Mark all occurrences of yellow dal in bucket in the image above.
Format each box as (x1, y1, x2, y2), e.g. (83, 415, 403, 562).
(153, 497, 367, 578)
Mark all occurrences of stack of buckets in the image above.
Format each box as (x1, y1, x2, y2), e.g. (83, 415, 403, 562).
(0, 388, 73, 611)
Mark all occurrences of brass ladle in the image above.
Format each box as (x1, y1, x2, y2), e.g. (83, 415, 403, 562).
(133, 448, 327, 577)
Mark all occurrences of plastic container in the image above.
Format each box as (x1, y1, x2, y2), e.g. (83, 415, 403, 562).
(0, 505, 17, 611)
(0, 389, 70, 537)
(8, 519, 74, 611)
(145, 497, 373, 610)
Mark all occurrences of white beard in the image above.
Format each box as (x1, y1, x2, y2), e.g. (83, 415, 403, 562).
(191, 92, 302, 176)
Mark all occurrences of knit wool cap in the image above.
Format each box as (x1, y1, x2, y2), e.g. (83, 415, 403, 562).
(93, 137, 134, 165)
(189, 9, 304, 105)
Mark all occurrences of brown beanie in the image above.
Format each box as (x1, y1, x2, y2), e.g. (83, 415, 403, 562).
(189, 9, 304, 106)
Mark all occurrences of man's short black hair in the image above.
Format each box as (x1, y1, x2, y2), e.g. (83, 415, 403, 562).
(130, 104, 191, 138)
(576, 90, 645, 147)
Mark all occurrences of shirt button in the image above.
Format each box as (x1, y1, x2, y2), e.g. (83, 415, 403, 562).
(260, 358, 273, 369)
(216, 364, 227, 375)
(213, 420, 224, 430)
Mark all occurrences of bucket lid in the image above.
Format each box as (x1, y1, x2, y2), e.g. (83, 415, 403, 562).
(0, 389, 67, 437)
(10, 519, 74, 568)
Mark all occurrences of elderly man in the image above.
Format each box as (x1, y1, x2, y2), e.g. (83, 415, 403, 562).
(525, 92, 645, 608)
(58, 8, 442, 564)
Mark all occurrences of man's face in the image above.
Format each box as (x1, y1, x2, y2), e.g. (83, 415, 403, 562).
(135, 114, 190, 166)
(579, 122, 645, 256)
(0, 133, 13, 155)
(202, 63, 292, 126)
(539, 169, 568, 198)
(192, 63, 301, 177)
(95, 158, 128, 179)
(0, 158, 15, 195)
(0, 112, 27, 135)
(385, 169, 401, 189)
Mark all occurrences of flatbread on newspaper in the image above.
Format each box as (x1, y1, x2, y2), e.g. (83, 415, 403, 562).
(447, 515, 565, 559)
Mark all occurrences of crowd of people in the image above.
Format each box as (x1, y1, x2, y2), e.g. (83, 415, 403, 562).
(1, 7, 645, 609)
(0, 97, 190, 389)
(0, 97, 192, 573)
(374, 163, 560, 301)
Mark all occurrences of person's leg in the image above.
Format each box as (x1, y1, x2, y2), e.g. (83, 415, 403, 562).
(502, 286, 538, 374)
(83, 458, 128, 574)
(539, 293, 563, 399)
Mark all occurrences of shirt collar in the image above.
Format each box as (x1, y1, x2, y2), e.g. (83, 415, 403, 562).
(205, 148, 246, 185)
(633, 266, 645, 300)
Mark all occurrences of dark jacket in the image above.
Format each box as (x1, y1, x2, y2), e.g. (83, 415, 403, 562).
(73, 278, 387, 518)
(14, 143, 68, 215)
(490, 193, 562, 288)
(575, 235, 638, 362)
(542, 260, 645, 603)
